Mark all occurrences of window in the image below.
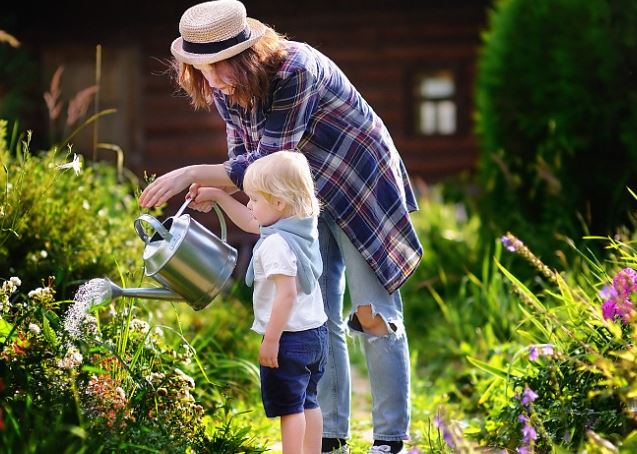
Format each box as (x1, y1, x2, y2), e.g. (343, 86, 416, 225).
(414, 70, 457, 136)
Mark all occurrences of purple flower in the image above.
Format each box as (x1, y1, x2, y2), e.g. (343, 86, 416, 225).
(600, 268, 637, 323)
(598, 285, 616, 300)
(516, 447, 530, 454)
(601, 299, 618, 320)
(501, 234, 524, 252)
(501, 235, 516, 252)
(522, 421, 538, 443)
(613, 268, 637, 298)
(434, 414, 456, 449)
(528, 344, 554, 361)
(521, 386, 538, 406)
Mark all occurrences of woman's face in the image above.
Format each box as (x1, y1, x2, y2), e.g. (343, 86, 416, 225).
(193, 61, 235, 95)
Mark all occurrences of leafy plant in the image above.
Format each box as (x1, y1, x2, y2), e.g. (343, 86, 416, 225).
(474, 0, 637, 263)
(0, 119, 143, 298)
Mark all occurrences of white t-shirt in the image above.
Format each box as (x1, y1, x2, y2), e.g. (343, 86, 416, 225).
(251, 233, 327, 334)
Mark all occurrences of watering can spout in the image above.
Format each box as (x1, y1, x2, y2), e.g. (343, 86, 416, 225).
(100, 279, 185, 302)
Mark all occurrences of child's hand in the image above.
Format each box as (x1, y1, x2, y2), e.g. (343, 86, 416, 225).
(259, 338, 279, 368)
(186, 183, 226, 213)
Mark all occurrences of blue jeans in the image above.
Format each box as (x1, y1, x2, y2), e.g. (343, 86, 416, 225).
(317, 214, 410, 442)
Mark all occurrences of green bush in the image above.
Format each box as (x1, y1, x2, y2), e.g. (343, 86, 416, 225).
(475, 0, 637, 263)
(0, 30, 39, 126)
(0, 120, 144, 298)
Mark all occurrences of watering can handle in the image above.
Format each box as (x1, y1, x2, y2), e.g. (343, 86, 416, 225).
(134, 214, 172, 243)
(173, 198, 226, 241)
(212, 203, 228, 242)
(172, 197, 227, 241)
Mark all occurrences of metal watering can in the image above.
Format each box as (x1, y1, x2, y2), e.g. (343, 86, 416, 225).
(101, 198, 238, 311)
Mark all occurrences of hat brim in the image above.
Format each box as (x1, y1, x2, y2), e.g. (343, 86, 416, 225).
(171, 18, 266, 65)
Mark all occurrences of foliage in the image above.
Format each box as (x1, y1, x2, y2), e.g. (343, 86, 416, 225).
(0, 274, 268, 453)
(0, 123, 268, 451)
(429, 229, 637, 453)
(0, 119, 143, 298)
(474, 0, 637, 263)
(402, 185, 521, 378)
(0, 29, 39, 127)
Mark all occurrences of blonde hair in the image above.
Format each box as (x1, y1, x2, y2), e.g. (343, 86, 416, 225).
(173, 27, 288, 110)
(243, 151, 320, 219)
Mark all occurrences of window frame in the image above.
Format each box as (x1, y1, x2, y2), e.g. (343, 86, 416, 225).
(406, 62, 471, 139)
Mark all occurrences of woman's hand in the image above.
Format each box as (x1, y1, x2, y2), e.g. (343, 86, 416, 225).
(139, 167, 192, 208)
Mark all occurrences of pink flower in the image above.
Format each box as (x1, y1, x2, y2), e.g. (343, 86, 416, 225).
(600, 268, 637, 323)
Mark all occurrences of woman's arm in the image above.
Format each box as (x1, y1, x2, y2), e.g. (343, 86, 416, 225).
(139, 163, 235, 208)
(259, 274, 296, 368)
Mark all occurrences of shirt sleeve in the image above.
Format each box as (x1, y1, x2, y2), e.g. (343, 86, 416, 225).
(259, 234, 297, 279)
(222, 70, 320, 189)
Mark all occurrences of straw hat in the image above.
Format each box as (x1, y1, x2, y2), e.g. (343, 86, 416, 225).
(171, 0, 266, 65)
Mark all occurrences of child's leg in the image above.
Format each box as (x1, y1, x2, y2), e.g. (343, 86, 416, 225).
(303, 407, 323, 454)
(281, 412, 305, 453)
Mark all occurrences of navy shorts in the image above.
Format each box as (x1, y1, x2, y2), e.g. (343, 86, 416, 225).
(260, 324, 328, 418)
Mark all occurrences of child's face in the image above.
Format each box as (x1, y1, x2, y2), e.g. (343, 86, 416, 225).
(245, 188, 288, 227)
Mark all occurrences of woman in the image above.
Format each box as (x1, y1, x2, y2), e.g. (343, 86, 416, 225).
(139, 1, 423, 453)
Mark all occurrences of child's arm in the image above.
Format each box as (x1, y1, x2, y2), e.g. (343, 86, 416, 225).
(259, 274, 296, 368)
(187, 184, 260, 234)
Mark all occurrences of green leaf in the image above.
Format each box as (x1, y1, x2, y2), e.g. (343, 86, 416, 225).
(43, 309, 61, 329)
(81, 365, 108, 375)
(0, 316, 14, 343)
(466, 356, 508, 379)
(67, 426, 87, 440)
(620, 430, 637, 452)
(42, 312, 59, 347)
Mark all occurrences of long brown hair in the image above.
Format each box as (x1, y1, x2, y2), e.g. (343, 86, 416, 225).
(173, 27, 288, 111)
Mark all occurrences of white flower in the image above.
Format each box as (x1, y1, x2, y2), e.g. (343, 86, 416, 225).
(174, 367, 195, 389)
(28, 323, 41, 335)
(57, 153, 82, 175)
(129, 318, 150, 333)
(115, 386, 126, 400)
(9, 277, 21, 287)
(58, 347, 83, 369)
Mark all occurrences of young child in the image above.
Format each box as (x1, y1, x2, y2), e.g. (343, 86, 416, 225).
(186, 150, 327, 454)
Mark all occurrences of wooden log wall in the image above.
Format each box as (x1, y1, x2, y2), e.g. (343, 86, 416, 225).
(6, 0, 490, 271)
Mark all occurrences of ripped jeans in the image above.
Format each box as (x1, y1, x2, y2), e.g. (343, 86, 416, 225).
(316, 213, 410, 442)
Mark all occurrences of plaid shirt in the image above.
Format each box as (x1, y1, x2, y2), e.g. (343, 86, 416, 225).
(216, 41, 422, 293)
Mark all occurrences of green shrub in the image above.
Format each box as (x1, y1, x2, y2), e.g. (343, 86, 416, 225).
(0, 30, 39, 126)
(0, 120, 144, 298)
(475, 0, 637, 263)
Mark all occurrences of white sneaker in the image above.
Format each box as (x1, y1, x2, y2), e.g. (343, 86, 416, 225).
(322, 446, 350, 454)
(367, 445, 402, 454)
